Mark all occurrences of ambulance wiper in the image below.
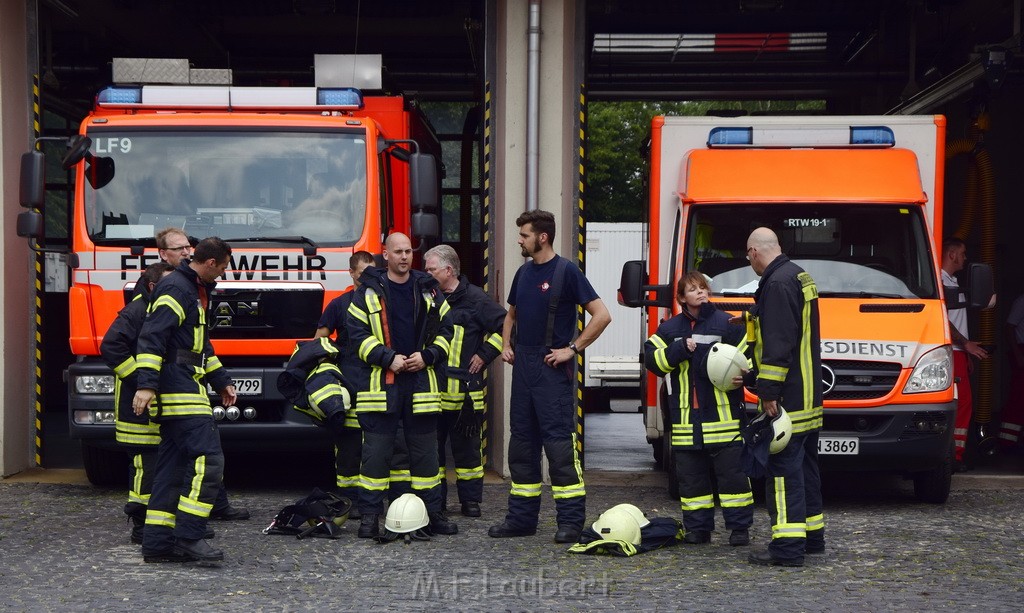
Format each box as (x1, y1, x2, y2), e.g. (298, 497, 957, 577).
(224, 236, 319, 255)
(818, 291, 904, 299)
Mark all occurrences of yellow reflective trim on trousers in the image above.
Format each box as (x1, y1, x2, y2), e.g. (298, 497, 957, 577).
(570, 432, 585, 491)
(720, 491, 754, 508)
(132, 453, 145, 500)
(187, 455, 206, 502)
(680, 494, 714, 511)
(552, 483, 585, 499)
(360, 475, 389, 491)
(806, 513, 825, 532)
(772, 522, 807, 539)
(774, 476, 788, 525)
(336, 474, 360, 488)
(456, 466, 484, 480)
(390, 470, 411, 483)
(178, 495, 214, 518)
(146, 509, 176, 528)
(448, 325, 465, 369)
(150, 295, 185, 323)
(411, 474, 441, 490)
(510, 482, 542, 497)
(128, 491, 150, 505)
(486, 332, 503, 352)
(114, 357, 136, 378)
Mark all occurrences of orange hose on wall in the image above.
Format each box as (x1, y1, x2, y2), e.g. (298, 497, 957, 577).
(945, 123, 997, 424)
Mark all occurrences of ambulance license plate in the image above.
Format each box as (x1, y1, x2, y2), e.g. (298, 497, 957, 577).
(818, 436, 858, 455)
(209, 378, 262, 397)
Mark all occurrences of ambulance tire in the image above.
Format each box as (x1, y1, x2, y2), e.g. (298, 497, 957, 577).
(81, 443, 128, 488)
(912, 451, 952, 504)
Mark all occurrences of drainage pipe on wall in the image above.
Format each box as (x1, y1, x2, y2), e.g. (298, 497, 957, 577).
(526, 0, 541, 211)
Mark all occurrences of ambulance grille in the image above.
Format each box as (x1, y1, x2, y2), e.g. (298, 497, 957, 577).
(822, 359, 901, 400)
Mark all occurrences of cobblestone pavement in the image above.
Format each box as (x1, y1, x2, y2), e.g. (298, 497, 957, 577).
(2, 467, 1023, 612)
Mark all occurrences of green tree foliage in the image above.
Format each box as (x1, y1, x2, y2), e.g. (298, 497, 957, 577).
(586, 100, 824, 222)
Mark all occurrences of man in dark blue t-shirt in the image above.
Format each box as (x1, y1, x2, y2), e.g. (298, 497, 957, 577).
(488, 210, 611, 544)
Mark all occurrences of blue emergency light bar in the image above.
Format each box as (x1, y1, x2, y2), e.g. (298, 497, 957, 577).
(96, 85, 364, 110)
(707, 125, 896, 148)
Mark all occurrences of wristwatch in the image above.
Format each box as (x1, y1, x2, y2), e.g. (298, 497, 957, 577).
(569, 342, 579, 354)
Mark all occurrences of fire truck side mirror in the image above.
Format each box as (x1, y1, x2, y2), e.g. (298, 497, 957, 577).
(20, 151, 45, 208)
(17, 210, 44, 239)
(409, 152, 438, 210)
(411, 211, 439, 240)
(619, 260, 673, 309)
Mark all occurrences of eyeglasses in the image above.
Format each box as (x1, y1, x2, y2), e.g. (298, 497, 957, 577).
(161, 245, 191, 252)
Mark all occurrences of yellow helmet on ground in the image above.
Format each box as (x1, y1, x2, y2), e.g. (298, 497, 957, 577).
(591, 507, 643, 545)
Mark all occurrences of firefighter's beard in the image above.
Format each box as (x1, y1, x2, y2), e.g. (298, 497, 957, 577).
(520, 242, 540, 258)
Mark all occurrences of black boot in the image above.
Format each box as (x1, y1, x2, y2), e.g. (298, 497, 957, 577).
(129, 515, 145, 545)
(429, 511, 458, 535)
(173, 538, 224, 563)
(358, 514, 380, 538)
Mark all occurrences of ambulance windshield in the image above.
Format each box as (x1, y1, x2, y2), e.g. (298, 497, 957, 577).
(82, 129, 368, 246)
(688, 204, 938, 299)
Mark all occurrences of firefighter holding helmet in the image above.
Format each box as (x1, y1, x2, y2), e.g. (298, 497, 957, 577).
(644, 270, 754, 547)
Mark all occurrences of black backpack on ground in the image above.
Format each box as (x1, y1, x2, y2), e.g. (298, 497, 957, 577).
(262, 488, 353, 539)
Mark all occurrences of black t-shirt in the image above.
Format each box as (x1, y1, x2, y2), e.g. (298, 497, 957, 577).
(508, 256, 599, 347)
(318, 289, 353, 344)
(387, 276, 416, 356)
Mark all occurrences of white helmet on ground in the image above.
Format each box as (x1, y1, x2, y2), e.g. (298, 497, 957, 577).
(591, 507, 643, 545)
(605, 503, 650, 528)
(706, 342, 748, 392)
(384, 494, 429, 534)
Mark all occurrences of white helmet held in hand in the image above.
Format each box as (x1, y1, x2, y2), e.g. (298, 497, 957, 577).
(706, 342, 748, 391)
(384, 494, 429, 534)
(768, 407, 793, 454)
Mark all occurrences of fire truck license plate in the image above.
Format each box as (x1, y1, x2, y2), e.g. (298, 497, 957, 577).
(818, 436, 859, 455)
(209, 378, 262, 396)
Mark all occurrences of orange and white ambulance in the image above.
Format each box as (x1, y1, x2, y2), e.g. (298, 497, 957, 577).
(620, 115, 992, 502)
(18, 56, 441, 485)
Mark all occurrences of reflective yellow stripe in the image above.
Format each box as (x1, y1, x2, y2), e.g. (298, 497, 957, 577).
(411, 474, 441, 490)
(136, 354, 164, 371)
(113, 357, 136, 378)
(719, 491, 754, 508)
(150, 295, 186, 323)
(485, 332, 503, 352)
(679, 494, 714, 511)
(760, 363, 788, 381)
(806, 513, 825, 532)
(510, 482, 542, 497)
(178, 495, 214, 518)
(145, 509, 176, 528)
(360, 474, 389, 491)
(647, 334, 673, 374)
(455, 466, 484, 480)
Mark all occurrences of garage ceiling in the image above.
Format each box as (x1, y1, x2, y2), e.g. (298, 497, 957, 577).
(37, 0, 1021, 111)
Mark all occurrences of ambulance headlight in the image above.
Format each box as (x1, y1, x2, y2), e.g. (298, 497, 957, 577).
(903, 346, 952, 393)
(75, 375, 115, 394)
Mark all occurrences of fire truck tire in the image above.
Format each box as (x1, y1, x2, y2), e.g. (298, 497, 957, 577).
(912, 451, 952, 504)
(81, 443, 128, 488)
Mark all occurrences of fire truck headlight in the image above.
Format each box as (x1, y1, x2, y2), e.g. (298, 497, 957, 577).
(212, 406, 225, 421)
(242, 406, 256, 420)
(903, 346, 952, 394)
(225, 406, 241, 421)
(75, 375, 115, 394)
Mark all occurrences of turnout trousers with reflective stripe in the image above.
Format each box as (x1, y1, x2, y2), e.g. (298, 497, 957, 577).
(357, 376, 442, 515)
(765, 431, 824, 561)
(438, 398, 485, 506)
(142, 415, 224, 553)
(333, 425, 363, 505)
(503, 345, 586, 530)
(676, 445, 753, 533)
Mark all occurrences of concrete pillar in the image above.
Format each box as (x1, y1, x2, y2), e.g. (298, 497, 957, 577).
(0, 0, 34, 476)
(490, 0, 583, 477)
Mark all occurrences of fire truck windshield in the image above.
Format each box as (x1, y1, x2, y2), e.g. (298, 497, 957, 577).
(687, 204, 939, 299)
(82, 130, 368, 246)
